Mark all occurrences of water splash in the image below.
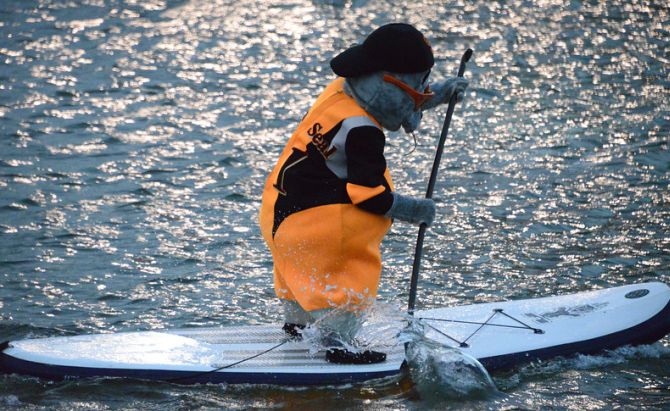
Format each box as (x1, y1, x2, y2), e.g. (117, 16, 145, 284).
(515, 340, 670, 378)
(299, 303, 497, 400)
(402, 320, 498, 401)
(299, 302, 408, 354)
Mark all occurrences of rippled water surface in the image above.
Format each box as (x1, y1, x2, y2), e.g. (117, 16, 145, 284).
(1, 0, 669, 409)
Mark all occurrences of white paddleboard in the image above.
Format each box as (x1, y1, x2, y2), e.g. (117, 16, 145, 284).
(1, 282, 669, 385)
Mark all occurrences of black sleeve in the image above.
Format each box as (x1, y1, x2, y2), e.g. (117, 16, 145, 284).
(345, 126, 394, 215)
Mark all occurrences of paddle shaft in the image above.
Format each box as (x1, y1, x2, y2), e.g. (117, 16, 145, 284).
(407, 49, 473, 314)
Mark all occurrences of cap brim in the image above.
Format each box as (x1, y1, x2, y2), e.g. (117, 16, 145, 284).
(330, 44, 381, 77)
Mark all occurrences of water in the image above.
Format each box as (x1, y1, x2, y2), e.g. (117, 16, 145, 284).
(1, 0, 669, 408)
(403, 320, 498, 402)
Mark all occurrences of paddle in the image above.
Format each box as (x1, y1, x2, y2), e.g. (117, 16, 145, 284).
(407, 48, 473, 314)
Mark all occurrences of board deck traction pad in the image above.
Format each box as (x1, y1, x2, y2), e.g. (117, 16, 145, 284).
(2, 282, 670, 385)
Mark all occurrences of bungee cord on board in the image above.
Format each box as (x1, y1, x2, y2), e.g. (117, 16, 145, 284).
(419, 308, 545, 348)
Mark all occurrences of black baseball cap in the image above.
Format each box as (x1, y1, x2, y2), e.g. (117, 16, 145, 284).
(330, 23, 434, 77)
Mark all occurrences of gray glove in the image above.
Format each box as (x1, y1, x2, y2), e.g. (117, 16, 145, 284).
(400, 77, 468, 132)
(401, 111, 422, 133)
(421, 77, 469, 111)
(385, 192, 436, 226)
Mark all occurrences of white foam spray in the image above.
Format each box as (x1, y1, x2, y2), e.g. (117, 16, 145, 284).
(402, 320, 498, 401)
(302, 302, 498, 400)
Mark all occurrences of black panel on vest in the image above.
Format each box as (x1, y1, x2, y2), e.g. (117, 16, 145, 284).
(272, 121, 349, 237)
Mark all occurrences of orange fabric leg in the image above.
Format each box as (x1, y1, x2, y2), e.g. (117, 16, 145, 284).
(260, 204, 391, 312)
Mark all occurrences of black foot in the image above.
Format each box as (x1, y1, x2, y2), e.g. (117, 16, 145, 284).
(282, 323, 306, 339)
(325, 348, 386, 364)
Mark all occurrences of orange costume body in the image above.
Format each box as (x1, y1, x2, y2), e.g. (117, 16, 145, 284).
(259, 78, 395, 312)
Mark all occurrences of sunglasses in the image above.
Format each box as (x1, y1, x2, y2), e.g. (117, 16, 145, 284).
(383, 73, 434, 111)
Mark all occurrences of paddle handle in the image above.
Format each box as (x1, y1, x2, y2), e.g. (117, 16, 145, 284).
(407, 49, 473, 314)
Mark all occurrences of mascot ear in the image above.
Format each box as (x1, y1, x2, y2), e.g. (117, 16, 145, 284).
(402, 111, 422, 133)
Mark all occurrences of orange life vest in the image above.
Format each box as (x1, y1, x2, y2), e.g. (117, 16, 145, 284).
(259, 78, 394, 311)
